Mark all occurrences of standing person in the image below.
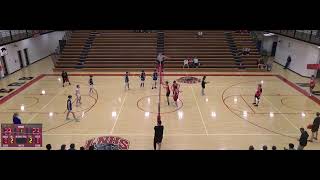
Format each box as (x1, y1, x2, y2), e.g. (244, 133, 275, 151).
(163, 81, 171, 105)
(46, 144, 52, 150)
(156, 53, 169, 71)
(13, 112, 22, 124)
(297, 128, 309, 150)
(69, 143, 76, 150)
(253, 84, 262, 107)
(75, 85, 81, 107)
(153, 120, 164, 150)
(172, 86, 181, 107)
(89, 75, 94, 94)
(140, 70, 146, 88)
(284, 56, 291, 69)
(66, 95, 78, 121)
(61, 70, 71, 87)
(124, 72, 130, 90)
(309, 75, 316, 96)
(310, 112, 320, 142)
(151, 70, 158, 89)
(60, 144, 66, 150)
(201, 76, 209, 96)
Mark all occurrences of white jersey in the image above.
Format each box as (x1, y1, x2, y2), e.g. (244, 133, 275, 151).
(76, 88, 80, 96)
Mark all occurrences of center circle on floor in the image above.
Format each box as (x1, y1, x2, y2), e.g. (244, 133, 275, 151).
(137, 95, 183, 114)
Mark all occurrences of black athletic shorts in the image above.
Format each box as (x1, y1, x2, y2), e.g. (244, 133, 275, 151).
(154, 137, 163, 143)
(166, 92, 170, 97)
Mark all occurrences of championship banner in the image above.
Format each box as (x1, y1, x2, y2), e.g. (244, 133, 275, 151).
(307, 64, 320, 69)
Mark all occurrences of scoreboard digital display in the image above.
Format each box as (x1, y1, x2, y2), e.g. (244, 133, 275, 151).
(1, 124, 42, 147)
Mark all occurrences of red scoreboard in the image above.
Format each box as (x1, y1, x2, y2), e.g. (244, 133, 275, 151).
(1, 124, 42, 147)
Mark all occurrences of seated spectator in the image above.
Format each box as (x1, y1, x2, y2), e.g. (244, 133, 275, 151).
(257, 58, 265, 69)
(284, 143, 296, 150)
(196, 31, 203, 38)
(13, 112, 22, 124)
(249, 145, 254, 150)
(183, 58, 189, 69)
(242, 48, 251, 55)
(60, 144, 66, 150)
(272, 146, 277, 150)
(262, 145, 268, 150)
(266, 58, 273, 71)
(69, 143, 76, 150)
(80, 146, 85, 150)
(193, 57, 199, 68)
(46, 144, 52, 150)
(188, 58, 193, 67)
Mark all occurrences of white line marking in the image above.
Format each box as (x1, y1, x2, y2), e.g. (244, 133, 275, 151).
(110, 92, 128, 134)
(27, 87, 66, 123)
(189, 80, 209, 135)
(263, 96, 300, 131)
(42, 133, 300, 136)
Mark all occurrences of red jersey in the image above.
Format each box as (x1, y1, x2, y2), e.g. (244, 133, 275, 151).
(255, 87, 262, 97)
(173, 89, 179, 101)
(310, 79, 315, 88)
(172, 83, 178, 91)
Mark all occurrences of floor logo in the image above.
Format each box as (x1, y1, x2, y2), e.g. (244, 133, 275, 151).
(177, 76, 201, 84)
(84, 136, 130, 150)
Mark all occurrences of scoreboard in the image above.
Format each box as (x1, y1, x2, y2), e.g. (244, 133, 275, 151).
(1, 124, 42, 147)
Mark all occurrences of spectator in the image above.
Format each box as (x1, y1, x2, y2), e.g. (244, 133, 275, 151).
(13, 112, 22, 124)
(193, 57, 199, 68)
(46, 144, 52, 150)
(89, 145, 95, 150)
(297, 128, 309, 150)
(183, 58, 189, 69)
(284, 143, 296, 150)
(262, 145, 268, 150)
(196, 31, 203, 38)
(156, 53, 169, 70)
(69, 143, 76, 150)
(60, 144, 66, 150)
(154, 120, 164, 150)
(266, 58, 273, 71)
(257, 58, 265, 69)
(284, 56, 291, 69)
(249, 145, 254, 150)
(310, 112, 320, 142)
(272, 146, 277, 150)
(80, 146, 85, 150)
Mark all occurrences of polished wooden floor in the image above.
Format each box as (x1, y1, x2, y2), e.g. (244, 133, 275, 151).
(1, 57, 320, 150)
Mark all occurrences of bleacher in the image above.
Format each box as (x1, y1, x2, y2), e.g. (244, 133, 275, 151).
(231, 32, 261, 69)
(54, 30, 262, 71)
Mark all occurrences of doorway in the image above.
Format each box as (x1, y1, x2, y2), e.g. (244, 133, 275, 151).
(23, 48, 30, 65)
(1, 56, 8, 77)
(17, 50, 24, 68)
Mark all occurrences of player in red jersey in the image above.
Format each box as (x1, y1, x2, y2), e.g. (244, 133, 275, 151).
(171, 81, 181, 107)
(309, 75, 316, 96)
(253, 84, 262, 106)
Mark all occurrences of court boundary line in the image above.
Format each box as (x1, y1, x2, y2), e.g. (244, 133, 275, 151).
(190, 81, 208, 135)
(262, 95, 300, 131)
(110, 92, 128, 134)
(0, 74, 45, 105)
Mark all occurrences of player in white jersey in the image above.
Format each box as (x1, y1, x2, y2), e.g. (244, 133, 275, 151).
(75, 85, 82, 106)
